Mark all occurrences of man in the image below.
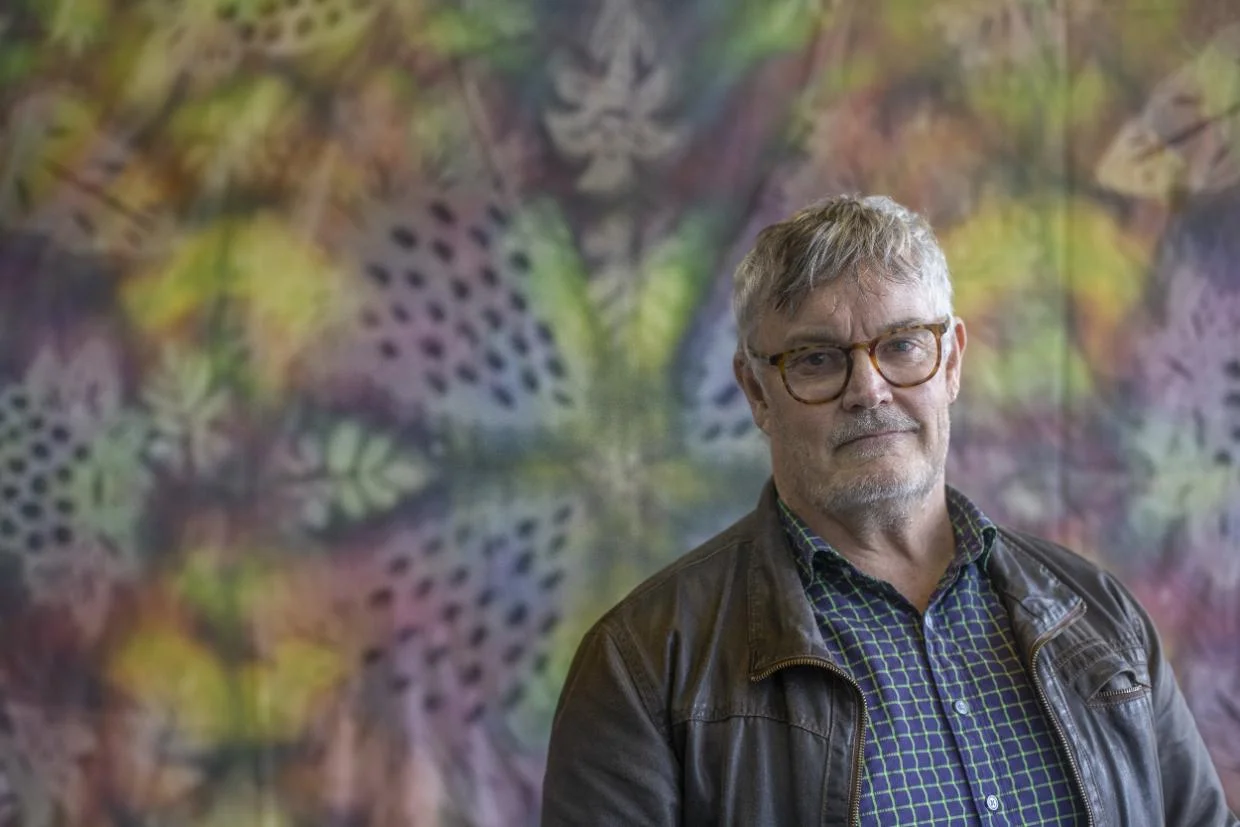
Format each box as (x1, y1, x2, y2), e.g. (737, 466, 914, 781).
(540, 195, 1238, 825)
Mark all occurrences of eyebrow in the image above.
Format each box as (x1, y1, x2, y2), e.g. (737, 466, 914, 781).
(783, 316, 930, 348)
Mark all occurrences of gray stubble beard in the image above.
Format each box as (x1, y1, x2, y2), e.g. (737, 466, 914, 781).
(788, 418, 951, 530)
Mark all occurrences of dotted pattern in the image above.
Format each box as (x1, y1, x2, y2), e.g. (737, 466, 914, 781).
(678, 305, 766, 465)
(206, 0, 378, 57)
(0, 386, 89, 559)
(344, 189, 577, 429)
(779, 487, 1087, 826)
(357, 493, 580, 732)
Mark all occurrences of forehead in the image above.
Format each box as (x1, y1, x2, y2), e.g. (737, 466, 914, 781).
(772, 276, 937, 338)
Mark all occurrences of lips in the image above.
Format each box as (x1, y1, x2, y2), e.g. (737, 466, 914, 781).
(837, 429, 911, 447)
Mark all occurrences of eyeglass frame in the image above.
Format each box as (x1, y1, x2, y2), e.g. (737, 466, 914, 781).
(747, 318, 954, 405)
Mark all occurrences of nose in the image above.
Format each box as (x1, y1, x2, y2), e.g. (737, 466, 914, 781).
(839, 348, 892, 411)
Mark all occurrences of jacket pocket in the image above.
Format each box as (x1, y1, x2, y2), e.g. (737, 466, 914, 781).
(677, 713, 834, 826)
(1061, 646, 1152, 708)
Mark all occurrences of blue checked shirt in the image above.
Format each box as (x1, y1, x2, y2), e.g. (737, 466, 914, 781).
(778, 487, 1087, 825)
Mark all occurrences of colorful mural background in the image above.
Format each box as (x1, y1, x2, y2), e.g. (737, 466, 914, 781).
(0, 0, 1237, 823)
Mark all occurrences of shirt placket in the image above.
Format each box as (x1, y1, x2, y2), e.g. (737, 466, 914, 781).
(925, 570, 1009, 822)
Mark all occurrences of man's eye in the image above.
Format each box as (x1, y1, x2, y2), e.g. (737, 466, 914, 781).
(879, 334, 932, 358)
(789, 348, 841, 370)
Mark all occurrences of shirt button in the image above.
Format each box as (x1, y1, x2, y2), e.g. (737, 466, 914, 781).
(985, 795, 1000, 812)
(953, 699, 970, 715)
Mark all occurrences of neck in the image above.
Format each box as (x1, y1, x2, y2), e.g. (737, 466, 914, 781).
(788, 482, 957, 582)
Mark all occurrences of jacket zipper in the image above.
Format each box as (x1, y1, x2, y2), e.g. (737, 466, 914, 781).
(1090, 685, 1149, 704)
(752, 657, 869, 826)
(1028, 603, 1095, 827)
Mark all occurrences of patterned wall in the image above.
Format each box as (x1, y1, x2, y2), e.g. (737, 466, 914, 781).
(0, 0, 1236, 823)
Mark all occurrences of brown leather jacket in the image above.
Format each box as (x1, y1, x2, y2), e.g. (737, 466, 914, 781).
(541, 483, 1238, 826)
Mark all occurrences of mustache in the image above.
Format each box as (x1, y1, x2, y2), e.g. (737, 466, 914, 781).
(831, 410, 920, 446)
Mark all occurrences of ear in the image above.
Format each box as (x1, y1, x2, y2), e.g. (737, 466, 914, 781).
(943, 316, 967, 403)
(733, 350, 772, 434)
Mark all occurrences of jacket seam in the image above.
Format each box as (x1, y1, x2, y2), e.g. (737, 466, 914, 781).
(601, 618, 672, 740)
(671, 711, 831, 739)
(1052, 638, 1147, 672)
(996, 528, 1153, 642)
(820, 701, 837, 826)
(624, 539, 746, 601)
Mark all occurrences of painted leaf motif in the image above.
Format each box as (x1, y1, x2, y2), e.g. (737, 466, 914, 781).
(935, 0, 1083, 72)
(105, 565, 347, 806)
(1095, 23, 1240, 198)
(108, 624, 235, 744)
(18, 133, 174, 261)
(939, 197, 1136, 407)
(626, 213, 723, 377)
(0, 90, 98, 217)
(0, 89, 172, 260)
(192, 774, 294, 827)
(325, 421, 363, 476)
(0, 339, 148, 572)
(172, 550, 267, 643)
(166, 74, 313, 194)
(123, 213, 357, 396)
(125, 16, 246, 105)
(1125, 262, 1240, 582)
(274, 419, 432, 530)
(237, 638, 348, 742)
(2, 704, 94, 822)
(718, 0, 832, 68)
(143, 347, 235, 478)
(98, 702, 208, 812)
(23, 539, 123, 641)
(23, 337, 124, 430)
(47, 0, 110, 55)
(522, 200, 605, 364)
(413, 0, 535, 55)
(543, 0, 685, 194)
(0, 20, 39, 87)
(66, 411, 152, 555)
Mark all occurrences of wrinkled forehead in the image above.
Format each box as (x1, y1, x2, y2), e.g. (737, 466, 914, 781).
(767, 271, 939, 334)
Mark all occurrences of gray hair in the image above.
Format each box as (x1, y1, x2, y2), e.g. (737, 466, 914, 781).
(732, 194, 953, 349)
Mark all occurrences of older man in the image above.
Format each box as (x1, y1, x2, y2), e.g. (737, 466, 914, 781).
(540, 195, 1237, 826)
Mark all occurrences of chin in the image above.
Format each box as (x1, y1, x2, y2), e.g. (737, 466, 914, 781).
(815, 464, 937, 513)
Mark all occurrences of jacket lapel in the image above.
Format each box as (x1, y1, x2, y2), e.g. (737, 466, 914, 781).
(745, 481, 840, 679)
(987, 528, 1086, 654)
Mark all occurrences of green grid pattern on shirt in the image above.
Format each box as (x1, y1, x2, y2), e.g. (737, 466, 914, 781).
(779, 487, 1087, 826)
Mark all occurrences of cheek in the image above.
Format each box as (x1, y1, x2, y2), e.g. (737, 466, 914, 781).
(769, 406, 834, 452)
(913, 400, 953, 447)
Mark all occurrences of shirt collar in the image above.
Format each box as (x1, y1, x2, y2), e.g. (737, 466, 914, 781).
(777, 485, 998, 571)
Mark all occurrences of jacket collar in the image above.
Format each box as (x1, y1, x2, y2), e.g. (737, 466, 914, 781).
(987, 529, 1085, 644)
(746, 481, 835, 679)
(744, 480, 1085, 678)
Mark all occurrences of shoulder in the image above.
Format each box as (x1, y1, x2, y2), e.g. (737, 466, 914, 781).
(996, 526, 1109, 580)
(992, 526, 1153, 633)
(554, 508, 763, 721)
(593, 508, 757, 638)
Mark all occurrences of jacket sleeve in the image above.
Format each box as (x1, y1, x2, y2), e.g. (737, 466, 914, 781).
(1138, 602, 1240, 826)
(540, 622, 681, 826)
